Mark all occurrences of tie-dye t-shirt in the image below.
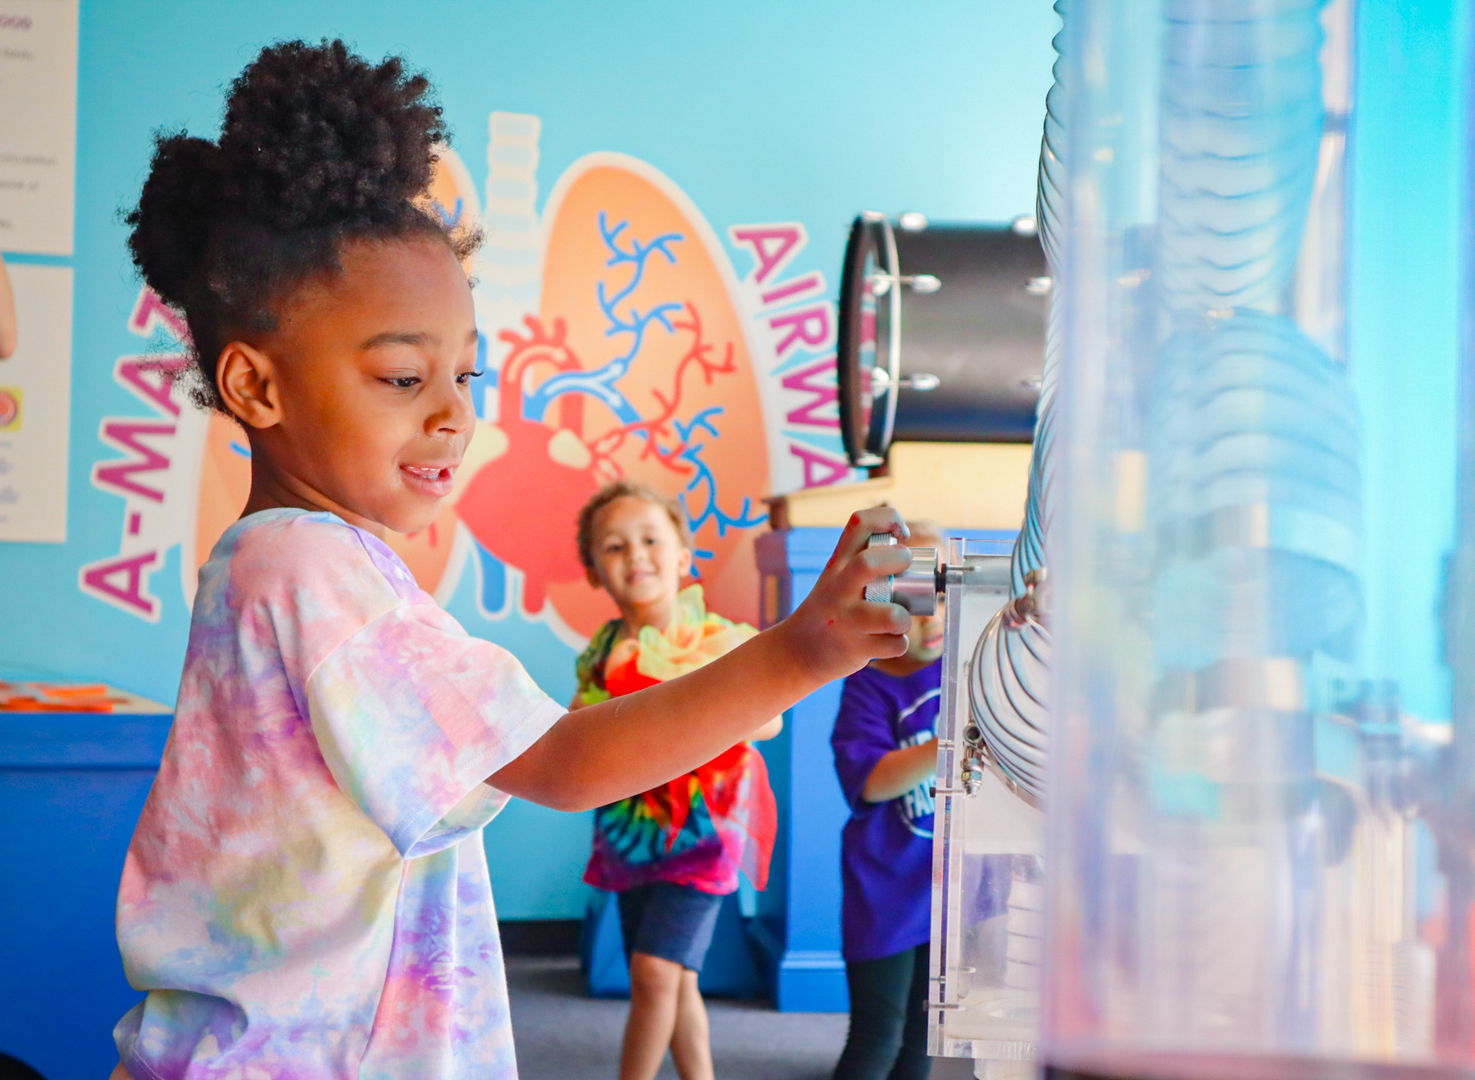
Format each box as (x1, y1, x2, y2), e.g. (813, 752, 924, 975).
(114, 508, 564, 1080)
(574, 588, 775, 896)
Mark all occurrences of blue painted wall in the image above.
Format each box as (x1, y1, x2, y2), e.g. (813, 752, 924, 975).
(0, 1, 1056, 925)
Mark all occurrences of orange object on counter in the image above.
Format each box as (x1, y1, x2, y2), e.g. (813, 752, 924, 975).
(0, 680, 169, 714)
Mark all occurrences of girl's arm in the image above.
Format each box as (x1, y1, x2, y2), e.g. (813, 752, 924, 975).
(0, 254, 16, 359)
(860, 739, 938, 803)
(491, 508, 912, 811)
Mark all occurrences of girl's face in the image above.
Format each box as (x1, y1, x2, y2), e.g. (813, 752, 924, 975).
(220, 235, 479, 536)
(587, 496, 693, 612)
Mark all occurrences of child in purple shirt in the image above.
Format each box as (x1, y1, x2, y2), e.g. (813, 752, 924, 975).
(830, 525, 947, 1080)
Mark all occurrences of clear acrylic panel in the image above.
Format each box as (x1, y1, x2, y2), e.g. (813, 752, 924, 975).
(931, 539, 1043, 1078)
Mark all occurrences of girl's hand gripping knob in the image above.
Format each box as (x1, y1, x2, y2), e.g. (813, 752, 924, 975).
(864, 533, 940, 616)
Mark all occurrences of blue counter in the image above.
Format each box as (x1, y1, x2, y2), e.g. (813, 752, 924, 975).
(0, 709, 170, 1079)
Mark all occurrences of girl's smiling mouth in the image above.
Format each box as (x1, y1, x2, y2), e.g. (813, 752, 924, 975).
(400, 463, 456, 498)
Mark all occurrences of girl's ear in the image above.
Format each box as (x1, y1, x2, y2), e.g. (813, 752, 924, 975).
(217, 341, 282, 429)
(676, 543, 694, 579)
(585, 565, 604, 589)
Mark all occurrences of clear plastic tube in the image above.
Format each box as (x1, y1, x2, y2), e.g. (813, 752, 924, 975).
(1034, 0, 1460, 1073)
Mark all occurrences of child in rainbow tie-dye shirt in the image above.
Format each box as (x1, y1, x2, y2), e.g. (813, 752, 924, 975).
(110, 38, 914, 1080)
(572, 482, 781, 1080)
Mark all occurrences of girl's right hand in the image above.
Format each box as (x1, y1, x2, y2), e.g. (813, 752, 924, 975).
(777, 507, 915, 685)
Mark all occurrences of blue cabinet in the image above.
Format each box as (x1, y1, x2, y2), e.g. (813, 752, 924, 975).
(751, 527, 852, 1011)
(0, 709, 169, 1080)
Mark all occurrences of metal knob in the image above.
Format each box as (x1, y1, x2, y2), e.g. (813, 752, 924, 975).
(863, 533, 940, 615)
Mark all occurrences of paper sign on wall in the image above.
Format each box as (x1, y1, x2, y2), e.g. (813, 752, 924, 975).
(0, 263, 72, 542)
(0, 0, 79, 256)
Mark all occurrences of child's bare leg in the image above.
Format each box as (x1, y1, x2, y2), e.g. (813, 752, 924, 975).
(669, 968, 714, 1080)
(620, 951, 684, 1080)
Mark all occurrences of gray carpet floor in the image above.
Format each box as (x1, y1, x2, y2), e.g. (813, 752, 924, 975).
(506, 956, 976, 1080)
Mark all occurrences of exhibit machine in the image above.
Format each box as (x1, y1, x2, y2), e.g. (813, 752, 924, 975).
(847, 0, 1475, 1077)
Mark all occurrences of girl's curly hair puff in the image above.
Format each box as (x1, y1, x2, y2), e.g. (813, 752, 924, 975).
(126, 39, 480, 412)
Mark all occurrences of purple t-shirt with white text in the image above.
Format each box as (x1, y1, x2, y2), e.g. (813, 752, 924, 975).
(831, 662, 941, 962)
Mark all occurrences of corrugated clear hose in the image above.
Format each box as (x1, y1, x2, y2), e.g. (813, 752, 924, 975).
(968, 0, 1355, 821)
(966, 2, 1063, 804)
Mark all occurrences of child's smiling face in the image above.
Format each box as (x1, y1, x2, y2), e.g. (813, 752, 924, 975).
(587, 496, 693, 614)
(219, 235, 480, 536)
(906, 603, 946, 666)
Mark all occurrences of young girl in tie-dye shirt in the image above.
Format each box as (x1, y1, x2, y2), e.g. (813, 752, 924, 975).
(111, 38, 914, 1080)
(572, 482, 779, 1080)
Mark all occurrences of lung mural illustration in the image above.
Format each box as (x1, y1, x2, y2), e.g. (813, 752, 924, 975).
(83, 116, 852, 642)
(464, 153, 772, 637)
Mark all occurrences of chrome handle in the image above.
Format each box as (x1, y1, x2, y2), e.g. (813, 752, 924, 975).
(870, 367, 940, 393)
(867, 271, 942, 295)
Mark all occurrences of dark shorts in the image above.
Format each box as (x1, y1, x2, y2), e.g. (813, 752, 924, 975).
(616, 882, 724, 972)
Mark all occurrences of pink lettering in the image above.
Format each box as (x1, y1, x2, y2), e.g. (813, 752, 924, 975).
(93, 421, 175, 502)
(770, 305, 831, 357)
(730, 224, 805, 285)
(790, 444, 852, 489)
(80, 551, 160, 619)
(116, 355, 190, 418)
(128, 288, 190, 344)
(781, 356, 839, 428)
(760, 272, 823, 308)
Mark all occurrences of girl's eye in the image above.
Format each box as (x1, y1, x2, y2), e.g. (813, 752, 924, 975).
(384, 376, 420, 389)
(456, 370, 485, 386)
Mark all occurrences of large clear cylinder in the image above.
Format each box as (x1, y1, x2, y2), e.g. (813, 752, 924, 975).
(1042, 0, 1474, 1073)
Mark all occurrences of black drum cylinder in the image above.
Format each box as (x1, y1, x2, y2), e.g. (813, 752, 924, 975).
(836, 214, 1048, 466)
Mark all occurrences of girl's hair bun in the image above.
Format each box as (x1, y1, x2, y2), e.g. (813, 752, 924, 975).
(126, 134, 225, 313)
(124, 38, 468, 415)
(217, 39, 446, 232)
